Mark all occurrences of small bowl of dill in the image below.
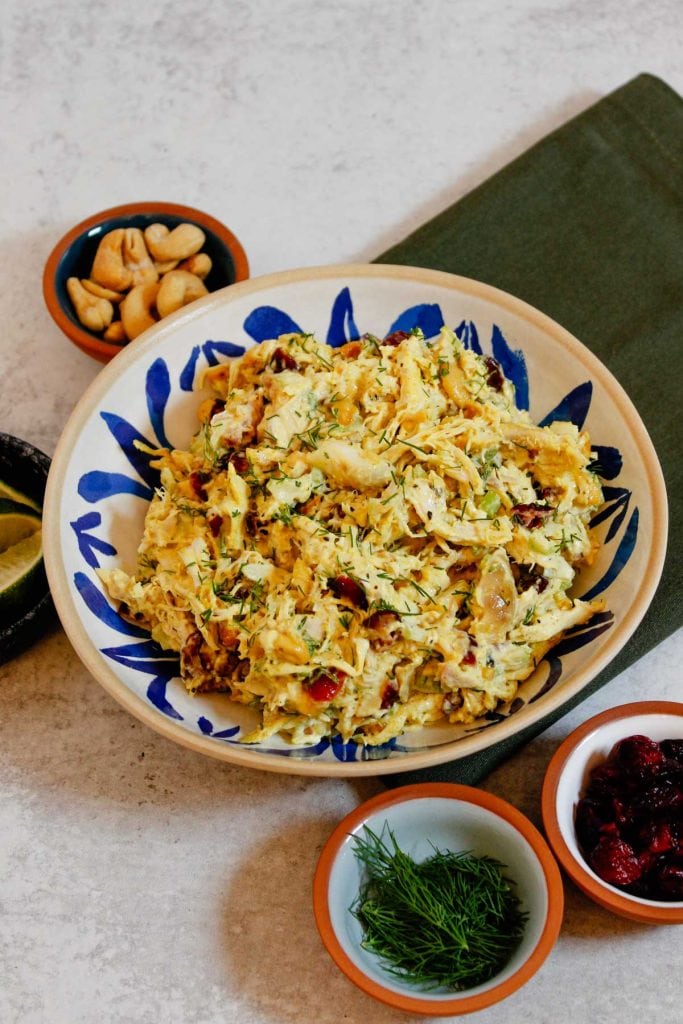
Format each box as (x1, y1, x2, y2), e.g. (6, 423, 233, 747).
(313, 783, 564, 1016)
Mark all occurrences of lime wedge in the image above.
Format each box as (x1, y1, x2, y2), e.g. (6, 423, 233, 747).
(0, 479, 41, 512)
(0, 497, 42, 552)
(0, 529, 44, 617)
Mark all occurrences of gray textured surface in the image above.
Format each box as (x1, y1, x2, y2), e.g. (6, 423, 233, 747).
(1, 2, 681, 1022)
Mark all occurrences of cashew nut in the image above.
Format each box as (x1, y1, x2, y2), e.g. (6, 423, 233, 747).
(177, 252, 212, 279)
(81, 279, 123, 303)
(120, 282, 160, 340)
(154, 258, 179, 274)
(90, 229, 133, 292)
(122, 228, 158, 287)
(103, 320, 127, 343)
(66, 277, 114, 332)
(144, 222, 205, 262)
(156, 270, 208, 318)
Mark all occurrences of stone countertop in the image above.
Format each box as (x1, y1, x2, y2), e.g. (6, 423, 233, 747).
(1, 2, 681, 1022)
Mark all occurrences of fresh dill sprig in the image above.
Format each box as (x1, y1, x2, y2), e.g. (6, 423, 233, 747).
(351, 825, 528, 992)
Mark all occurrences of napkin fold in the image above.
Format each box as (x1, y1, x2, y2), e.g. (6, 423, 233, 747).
(375, 73, 683, 787)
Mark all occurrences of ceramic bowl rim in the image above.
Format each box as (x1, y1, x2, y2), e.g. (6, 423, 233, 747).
(43, 263, 668, 777)
(312, 782, 564, 1015)
(42, 200, 250, 363)
(541, 700, 683, 924)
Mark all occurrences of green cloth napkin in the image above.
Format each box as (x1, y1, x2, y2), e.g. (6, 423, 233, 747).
(375, 73, 683, 787)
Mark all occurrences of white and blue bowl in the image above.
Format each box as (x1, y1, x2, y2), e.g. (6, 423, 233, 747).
(43, 265, 667, 776)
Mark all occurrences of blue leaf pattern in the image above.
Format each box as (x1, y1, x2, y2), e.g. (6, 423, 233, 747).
(147, 677, 183, 720)
(589, 445, 623, 480)
(202, 340, 246, 364)
(101, 640, 179, 674)
(539, 381, 592, 429)
(180, 345, 201, 391)
(491, 325, 529, 410)
(180, 340, 246, 391)
(326, 287, 359, 346)
(533, 656, 563, 702)
(70, 512, 117, 568)
(388, 303, 444, 339)
(590, 486, 631, 543)
(78, 470, 153, 504)
(243, 306, 303, 342)
(145, 359, 172, 449)
(100, 412, 161, 489)
(581, 508, 639, 601)
(455, 319, 482, 353)
(197, 716, 241, 739)
(74, 572, 148, 637)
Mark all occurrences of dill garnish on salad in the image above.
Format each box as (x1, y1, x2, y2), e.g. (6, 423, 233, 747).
(100, 325, 605, 746)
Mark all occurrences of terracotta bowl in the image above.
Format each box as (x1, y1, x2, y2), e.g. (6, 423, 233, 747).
(542, 701, 683, 924)
(43, 201, 249, 363)
(313, 783, 564, 1015)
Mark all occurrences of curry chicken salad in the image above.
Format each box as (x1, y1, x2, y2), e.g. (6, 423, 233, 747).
(100, 326, 605, 746)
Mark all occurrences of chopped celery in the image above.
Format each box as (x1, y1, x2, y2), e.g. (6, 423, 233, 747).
(478, 490, 501, 518)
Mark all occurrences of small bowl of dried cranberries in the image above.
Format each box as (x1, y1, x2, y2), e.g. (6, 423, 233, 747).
(542, 701, 683, 924)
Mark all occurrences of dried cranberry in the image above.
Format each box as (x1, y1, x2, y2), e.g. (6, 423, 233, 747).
(215, 651, 241, 678)
(270, 347, 299, 371)
(634, 779, 683, 815)
(208, 513, 223, 537)
(189, 471, 209, 502)
(304, 668, 346, 703)
(653, 860, 683, 900)
(575, 798, 608, 851)
(609, 795, 631, 828)
(234, 658, 250, 680)
(661, 739, 683, 764)
(380, 681, 399, 709)
(510, 503, 553, 529)
(614, 734, 666, 772)
(589, 836, 643, 886)
(365, 610, 399, 647)
(636, 820, 676, 856)
(227, 452, 250, 474)
(328, 575, 368, 610)
(514, 564, 549, 593)
(182, 630, 203, 661)
(365, 610, 398, 631)
(461, 650, 476, 667)
(216, 451, 238, 472)
(382, 329, 410, 347)
(208, 399, 225, 419)
(587, 760, 625, 798)
(483, 356, 504, 392)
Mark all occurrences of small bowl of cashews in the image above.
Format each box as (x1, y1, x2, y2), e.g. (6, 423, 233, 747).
(43, 202, 250, 363)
